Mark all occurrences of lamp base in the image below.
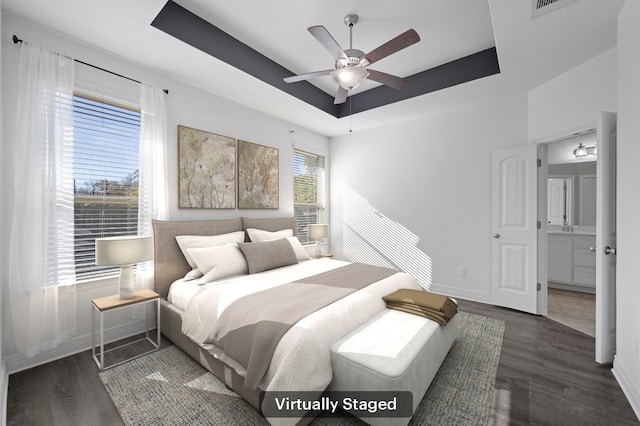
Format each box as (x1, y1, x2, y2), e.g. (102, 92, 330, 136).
(119, 265, 135, 299)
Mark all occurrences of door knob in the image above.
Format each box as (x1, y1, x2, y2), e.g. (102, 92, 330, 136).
(589, 246, 596, 253)
(493, 233, 500, 239)
(604, 246, 617, 255)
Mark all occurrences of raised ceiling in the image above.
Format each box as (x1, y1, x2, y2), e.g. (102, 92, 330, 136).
(1, 0, 625, 136)
(151, 1, 500, 119)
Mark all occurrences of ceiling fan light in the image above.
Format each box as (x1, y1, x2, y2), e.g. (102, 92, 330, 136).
(333, 65, 369, 90)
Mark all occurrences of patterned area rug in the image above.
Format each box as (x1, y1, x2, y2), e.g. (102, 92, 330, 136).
(99, 311, 504, 425)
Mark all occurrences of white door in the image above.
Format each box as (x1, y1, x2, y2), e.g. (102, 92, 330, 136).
(596, 112, 617, 364)
(492, 145, 538, 314)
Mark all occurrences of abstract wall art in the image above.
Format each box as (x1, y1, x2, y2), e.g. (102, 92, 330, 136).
(178, 125, 236, 208)
(237, 140, 279, 209)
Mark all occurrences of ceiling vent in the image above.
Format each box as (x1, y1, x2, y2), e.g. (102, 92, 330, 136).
(531, 0, 577, 19)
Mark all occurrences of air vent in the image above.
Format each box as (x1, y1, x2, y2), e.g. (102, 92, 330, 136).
(531, 0, 577, 19)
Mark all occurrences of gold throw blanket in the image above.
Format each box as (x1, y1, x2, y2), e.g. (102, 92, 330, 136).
(382, 288, 458, 325)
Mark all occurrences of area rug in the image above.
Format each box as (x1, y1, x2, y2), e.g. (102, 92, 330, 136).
(99, 311, 505, 426)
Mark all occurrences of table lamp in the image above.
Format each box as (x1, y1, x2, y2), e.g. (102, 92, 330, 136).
(308, 224, 329, 257)
(95, 235, 154, 299)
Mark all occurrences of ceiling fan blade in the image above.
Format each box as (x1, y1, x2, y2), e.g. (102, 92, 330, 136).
(360, 29, 420, 66)
(308, 25, 349, 62)
(283, 69, 334, 83)
(334, 86, 348, 104)
(366, 69, 407, 90)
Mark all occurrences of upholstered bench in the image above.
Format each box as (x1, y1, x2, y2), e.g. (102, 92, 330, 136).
(329, 308, 459, 426)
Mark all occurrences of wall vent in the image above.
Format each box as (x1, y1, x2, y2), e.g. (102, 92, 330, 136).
(531, 0, 577, 19)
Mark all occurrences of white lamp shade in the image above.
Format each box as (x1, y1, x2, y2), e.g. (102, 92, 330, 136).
(95, 235, 154, 266)
(308, 224, 329, 240)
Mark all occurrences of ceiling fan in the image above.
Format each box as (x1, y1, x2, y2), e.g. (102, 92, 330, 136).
(283, 14, 420, 105)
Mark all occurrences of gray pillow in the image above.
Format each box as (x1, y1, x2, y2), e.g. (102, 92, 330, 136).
(238, 238, 298, 274)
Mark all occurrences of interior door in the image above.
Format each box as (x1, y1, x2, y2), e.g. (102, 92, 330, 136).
(491, 145, 538, 314)
(596, 112, 617, 364)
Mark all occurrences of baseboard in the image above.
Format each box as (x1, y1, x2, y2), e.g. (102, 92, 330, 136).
(612, 356, 640, 421)
(5, 319, 148, 375)
(429, 283, 492, 304)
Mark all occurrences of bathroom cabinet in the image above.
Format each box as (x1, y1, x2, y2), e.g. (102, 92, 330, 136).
(548, 233, 596, 291)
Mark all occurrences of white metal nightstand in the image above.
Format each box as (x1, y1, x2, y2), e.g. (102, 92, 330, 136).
(91, 288, 161, 370)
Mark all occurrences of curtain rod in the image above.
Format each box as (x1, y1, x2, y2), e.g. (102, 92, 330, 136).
(12, 35, 169, 94)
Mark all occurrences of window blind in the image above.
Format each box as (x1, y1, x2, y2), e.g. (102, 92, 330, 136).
(293, 149, 325, 244)
(73, 93, 141, 280)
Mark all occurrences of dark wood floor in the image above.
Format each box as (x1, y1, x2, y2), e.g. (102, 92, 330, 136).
(6, 300, 639, 425)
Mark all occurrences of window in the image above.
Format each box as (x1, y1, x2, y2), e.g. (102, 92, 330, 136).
(293, 149, 326, 244)
(73, 93, 141, 280)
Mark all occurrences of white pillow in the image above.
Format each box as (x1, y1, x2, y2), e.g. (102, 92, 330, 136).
(287, 236, 312, 261)
(186, 243, 248, 284)
(246, 228, 293, 242)
(183, 268, 204, 281)
(176, 231, 246, 275)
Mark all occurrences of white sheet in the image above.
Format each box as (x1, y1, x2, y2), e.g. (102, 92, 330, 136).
(168, 258, 339, 311)
(180, 258, 424, 426)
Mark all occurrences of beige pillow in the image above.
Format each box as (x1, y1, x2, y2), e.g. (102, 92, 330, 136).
(238, 238, 298, 274)
(246, 228, 293, 242)
(186, 243, 248, 284)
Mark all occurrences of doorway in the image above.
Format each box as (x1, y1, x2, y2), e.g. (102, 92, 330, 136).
(543, 130, 597, 337)
(493, 113, 616, 362)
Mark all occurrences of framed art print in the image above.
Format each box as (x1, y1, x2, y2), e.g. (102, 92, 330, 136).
(237, 140, 279, 209)
(178, 125, 236, 208)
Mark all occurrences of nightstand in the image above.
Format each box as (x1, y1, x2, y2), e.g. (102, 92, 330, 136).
(91, 288, 161, 370)
(312, 253, 334, 259)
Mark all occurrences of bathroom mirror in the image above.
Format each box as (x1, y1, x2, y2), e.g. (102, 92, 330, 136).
(547, 162, 597, 226)
(548, 176, 573, 225)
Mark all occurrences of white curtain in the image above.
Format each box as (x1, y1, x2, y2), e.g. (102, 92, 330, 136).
(137, 84, 168, 289)
(6, 42, 77, 357)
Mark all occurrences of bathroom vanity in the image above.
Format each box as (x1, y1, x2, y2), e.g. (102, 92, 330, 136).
(548, 227, 596, 293)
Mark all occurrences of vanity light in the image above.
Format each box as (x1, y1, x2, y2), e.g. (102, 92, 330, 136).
(573, 143, 597, 158)
(573, 143, 586, 157)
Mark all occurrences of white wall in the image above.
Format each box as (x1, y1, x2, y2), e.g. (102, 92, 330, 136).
(330, 94, 528, 301)
(526, 6, 639, 417)
(528, 48, 617, 142)
(1, 13, 329, 373)
(0, 1, 6, 423)
(612, 1, 640, 418)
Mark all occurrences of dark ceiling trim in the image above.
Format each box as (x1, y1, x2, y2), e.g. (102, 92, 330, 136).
(335, 47, 500, 118)
(152, 1, 500, 118)
(151, 1, 335, 115)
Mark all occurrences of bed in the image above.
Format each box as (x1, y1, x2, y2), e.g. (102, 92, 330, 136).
(152, 217, 455, 425)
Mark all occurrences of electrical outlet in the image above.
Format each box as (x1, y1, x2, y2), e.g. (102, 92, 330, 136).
(458, 268, 467, 278)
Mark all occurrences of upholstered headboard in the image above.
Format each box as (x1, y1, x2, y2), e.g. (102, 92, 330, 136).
(241, 216, 297, 239)
(152, 217, 297, 299)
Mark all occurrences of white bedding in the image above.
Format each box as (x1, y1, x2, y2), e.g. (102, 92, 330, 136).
(177, 258, 423, 425)
(168, 258, 339, 311)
